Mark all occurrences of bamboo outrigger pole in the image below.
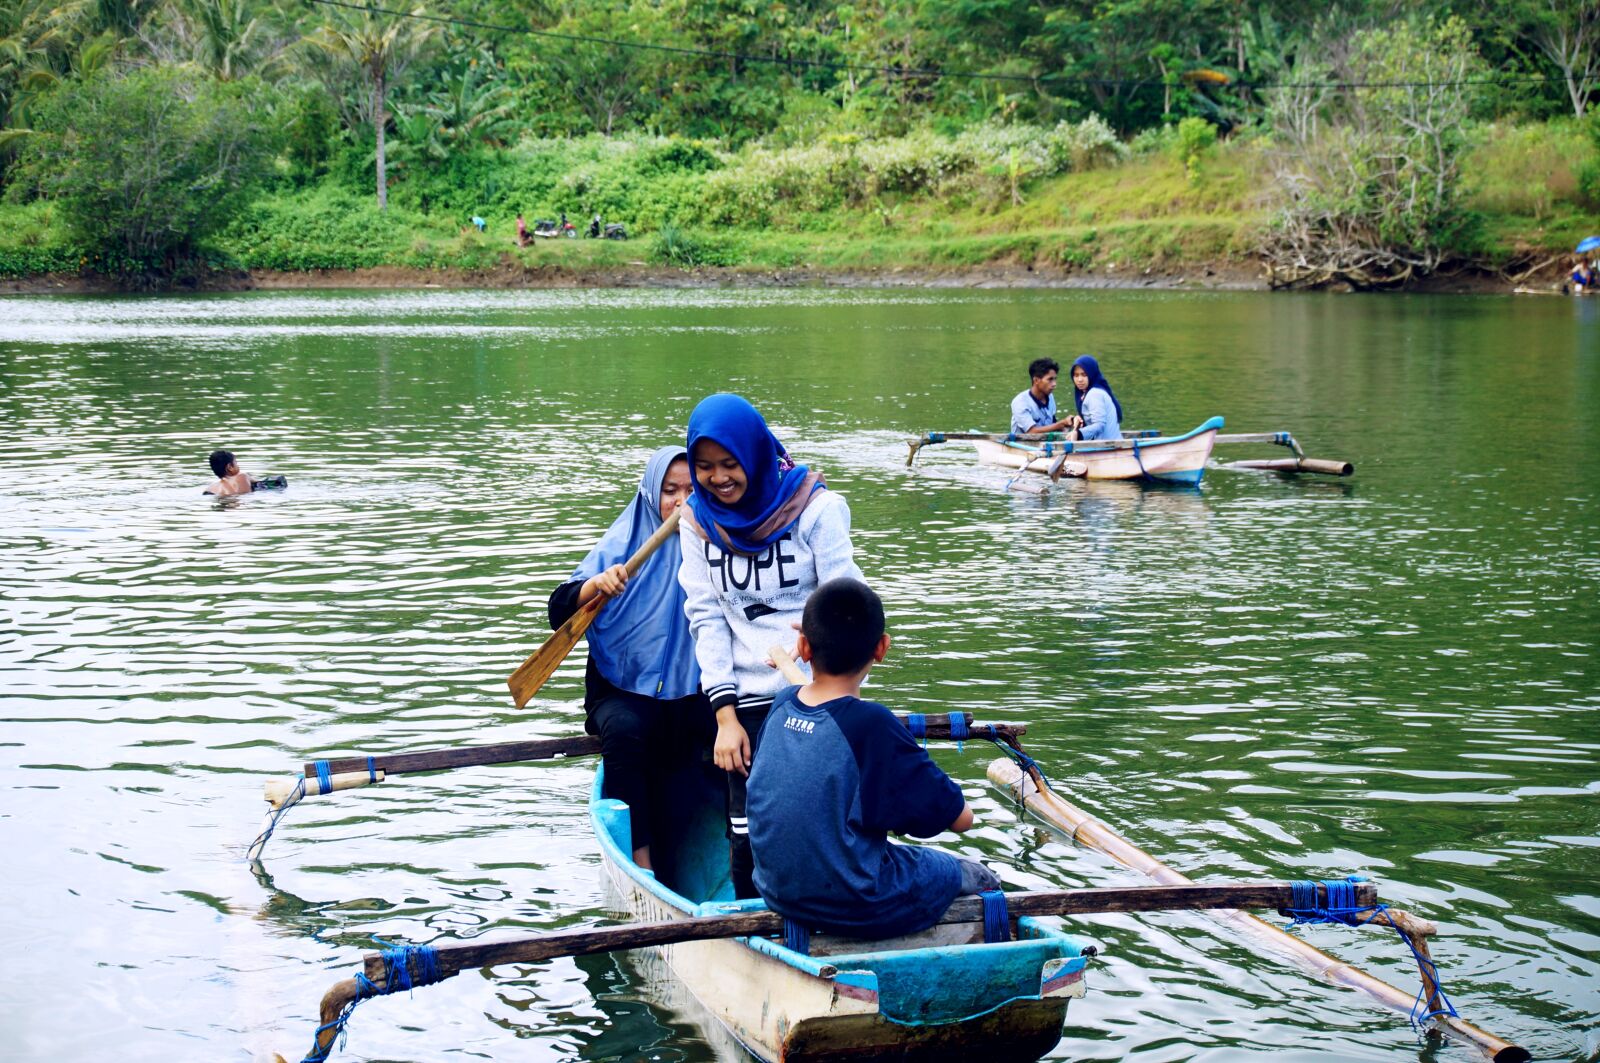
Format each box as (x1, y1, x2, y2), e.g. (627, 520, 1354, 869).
(988, 759, 1529, 1063)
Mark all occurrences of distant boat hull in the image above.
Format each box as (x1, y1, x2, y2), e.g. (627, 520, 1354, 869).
(975, 417, 1223, 485)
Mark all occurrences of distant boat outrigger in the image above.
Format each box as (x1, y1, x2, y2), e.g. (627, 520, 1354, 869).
(906, 418, 1352, 485)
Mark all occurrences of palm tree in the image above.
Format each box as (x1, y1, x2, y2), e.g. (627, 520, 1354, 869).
(154, 0, 294, 82)
(306, 4, 438, 209)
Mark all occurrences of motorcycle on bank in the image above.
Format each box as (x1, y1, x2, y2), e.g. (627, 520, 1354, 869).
(587, 214, 628, 240)
(533, 213, 578, 238)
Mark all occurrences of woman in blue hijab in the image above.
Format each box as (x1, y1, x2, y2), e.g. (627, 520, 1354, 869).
(677, 394, 866, 898)
(1068, 355, 1123, 441)
(547, 445, 711, 871)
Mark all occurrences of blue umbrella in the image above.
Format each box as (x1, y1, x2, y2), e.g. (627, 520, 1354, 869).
(1577, 236, 1600, 253)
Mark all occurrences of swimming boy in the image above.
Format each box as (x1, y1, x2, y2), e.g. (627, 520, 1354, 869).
(204, 449, 254, 496)
(745, 578, 1000, 940)
(1011, 357, 1079, 437)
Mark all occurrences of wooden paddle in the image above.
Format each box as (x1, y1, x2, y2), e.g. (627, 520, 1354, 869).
(301, 880, 1379, 1061)
(508, 507, 682, 708)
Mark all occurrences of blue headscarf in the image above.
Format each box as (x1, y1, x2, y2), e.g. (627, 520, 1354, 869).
(1071, 355, 1124, 423)
(570, 446, 700, 700)
(686, 394, 823, 556)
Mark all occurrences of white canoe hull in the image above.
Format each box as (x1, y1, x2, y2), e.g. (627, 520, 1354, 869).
(591, 772, 1091, 1062)
(974, 418, 1221, 484)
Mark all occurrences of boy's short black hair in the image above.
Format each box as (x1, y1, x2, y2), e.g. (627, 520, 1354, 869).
(1028, 357, 1059, 380)
(802, 578, 885, 676)
(209, 449, 235, 477)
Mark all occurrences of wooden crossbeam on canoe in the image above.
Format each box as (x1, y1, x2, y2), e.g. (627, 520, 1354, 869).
(300, 880, 1382, 1062)
(248, 716, 1027, 860)
(988, 759, 1528, 1063)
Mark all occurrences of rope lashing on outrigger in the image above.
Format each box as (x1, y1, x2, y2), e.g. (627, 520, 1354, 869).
(301, 941, 444, 1063)
(980, 890, 1010, 943)
(249, 757, 379, 862)
(984, 723, 1050, 791)
(782, 918, 811, 955)
(1283, 876, 1460, 1031)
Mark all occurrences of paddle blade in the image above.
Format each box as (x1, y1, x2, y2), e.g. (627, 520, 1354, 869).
(507, 599, 603, 708)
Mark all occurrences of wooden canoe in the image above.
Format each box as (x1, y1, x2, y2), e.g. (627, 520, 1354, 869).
(974, 417, 1223, 485)
(589, 764, 1094, 1062)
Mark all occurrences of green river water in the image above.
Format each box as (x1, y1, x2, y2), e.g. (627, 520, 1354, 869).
(0, 288, 1596, 1063)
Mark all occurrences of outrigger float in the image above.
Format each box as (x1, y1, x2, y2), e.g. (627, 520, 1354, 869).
(906, 418, 1353, 485)
(263, 676, 1524, 1063)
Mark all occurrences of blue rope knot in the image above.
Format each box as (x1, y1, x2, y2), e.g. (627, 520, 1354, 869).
(984, 725, 1051, 791)
(314, 759, 332, 793)
(1283, 876, 1458, 1032)
(947, 712, 968, 751)
(366, 755, 376, 784)
(299, 944, 442, 1063)
(379, 942, 443, 993)
(980, 889, 1010, 943)
(782, 918, 811, 955)
(906, 713, 927, 745)
(928, 431, 945, 443)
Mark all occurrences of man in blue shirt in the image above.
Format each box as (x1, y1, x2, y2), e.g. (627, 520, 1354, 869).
(1010, 357, 1079, 436)
(746, 578, 1001, 940)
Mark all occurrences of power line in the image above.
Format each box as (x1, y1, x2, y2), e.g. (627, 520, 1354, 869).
(306, 0, 1587, 94)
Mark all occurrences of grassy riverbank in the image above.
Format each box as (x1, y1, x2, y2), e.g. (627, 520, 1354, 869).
(1, 119, 1592, 289)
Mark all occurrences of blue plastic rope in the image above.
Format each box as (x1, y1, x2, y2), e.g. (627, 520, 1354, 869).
(314, 759, 332, 793)
(984, 725, 1051, 791)
(980, 889, 1010, 943)
(947, 712, 968, 751)
(906, 713, 927, 745)
(1283, 876, 1459, 1032)
(366, 756, 376, 783)
(246, 776, 305, 862)
(782, 918, 811, 955)
(1132, 439, 1152, 481)
(928, 432, 945, 443)
(300, 942, 444, 1063)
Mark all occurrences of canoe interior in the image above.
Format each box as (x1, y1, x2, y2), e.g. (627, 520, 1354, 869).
(589, 762, 1095, 1050)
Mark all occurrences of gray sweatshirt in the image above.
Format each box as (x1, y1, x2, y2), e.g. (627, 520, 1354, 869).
(678, 490, 865, 711)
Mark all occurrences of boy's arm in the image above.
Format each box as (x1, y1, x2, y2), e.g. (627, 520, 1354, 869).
(677, 522, 738, 711)
(949, 803, 974, 833)
(807, 493, 865, 585)
(849, 705, 966, 839)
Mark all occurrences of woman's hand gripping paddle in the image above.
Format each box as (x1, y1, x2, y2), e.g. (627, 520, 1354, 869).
(507, 508, 682, 708)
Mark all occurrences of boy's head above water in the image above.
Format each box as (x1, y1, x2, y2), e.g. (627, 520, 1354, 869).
(208, 449, 237, 478)
(799, 578, 887, 679)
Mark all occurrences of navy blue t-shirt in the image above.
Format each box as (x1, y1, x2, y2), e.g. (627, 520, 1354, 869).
(746, 686, 966, 939)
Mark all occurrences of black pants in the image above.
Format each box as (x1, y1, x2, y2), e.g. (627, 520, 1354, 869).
(726, 701, 771, 899)
(590, 688, 713, 855)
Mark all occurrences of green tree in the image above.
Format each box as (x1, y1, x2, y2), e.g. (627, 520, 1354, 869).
(1263, 17, 1485, 288)
(14, 65, 275, 278)
(306, 4, 439, 209)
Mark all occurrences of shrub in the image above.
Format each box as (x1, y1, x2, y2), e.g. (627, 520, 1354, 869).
(13, 67, 277, 281)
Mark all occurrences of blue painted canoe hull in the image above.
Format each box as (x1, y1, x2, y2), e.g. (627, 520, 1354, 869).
(589, 765, 1094, 1061)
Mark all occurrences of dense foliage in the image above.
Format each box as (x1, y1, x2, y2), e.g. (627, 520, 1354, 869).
(0, 0, 1595, 283)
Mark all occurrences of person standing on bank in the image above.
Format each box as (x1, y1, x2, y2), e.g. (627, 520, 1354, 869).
(1010, 357, 1078, 437)
(1068, 354, 1123, 441)
(677, 394, 865, 899)
(547, 446, 710, 872)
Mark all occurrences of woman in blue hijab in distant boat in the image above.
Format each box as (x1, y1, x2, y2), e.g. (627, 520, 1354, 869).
(677, 393, 866, 898)
(1068, 355, 1123, 441)
(547, 445, 712, 871)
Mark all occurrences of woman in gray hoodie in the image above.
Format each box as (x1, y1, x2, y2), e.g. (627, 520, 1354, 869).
(677, 394, 865, 898)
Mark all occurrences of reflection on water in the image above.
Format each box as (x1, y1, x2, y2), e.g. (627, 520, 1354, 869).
(0, 288, 1596, 1063)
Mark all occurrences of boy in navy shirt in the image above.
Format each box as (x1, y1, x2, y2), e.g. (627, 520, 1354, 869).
(746, 578, 1000, 940)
